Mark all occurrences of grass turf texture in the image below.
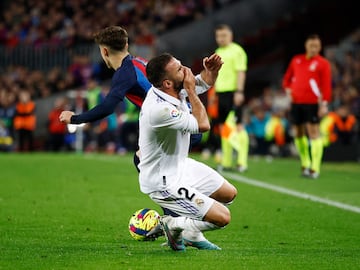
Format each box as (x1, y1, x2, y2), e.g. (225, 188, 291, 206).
(0, 153, 359, 270)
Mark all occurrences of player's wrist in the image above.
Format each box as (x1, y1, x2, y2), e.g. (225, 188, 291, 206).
(69, 115, 76, 124)
(320, 101, 328, 106)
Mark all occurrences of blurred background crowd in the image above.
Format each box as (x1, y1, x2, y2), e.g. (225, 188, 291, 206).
(0, 0, 359, 161)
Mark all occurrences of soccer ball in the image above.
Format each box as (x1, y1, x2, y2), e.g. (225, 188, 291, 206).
(128, 208, 160, 241)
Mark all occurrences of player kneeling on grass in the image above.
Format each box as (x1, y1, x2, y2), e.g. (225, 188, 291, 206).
(138, 53, 237, 251)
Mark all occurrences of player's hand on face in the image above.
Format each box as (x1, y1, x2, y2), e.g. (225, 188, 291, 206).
(183, 67, 196, 93)
(203, 53, 223, 72)
(59, 111, 75, 124)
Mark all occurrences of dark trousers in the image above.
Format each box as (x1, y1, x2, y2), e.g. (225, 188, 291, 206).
(48, 133, 65, 151)
(17, 129, 34, 151)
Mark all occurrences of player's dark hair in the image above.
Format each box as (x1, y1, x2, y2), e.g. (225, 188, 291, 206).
(146, 53, 173, 88)
(306, 34, 321, 41)
(93, 26, 128, 52)
(215, 24, 232, 32)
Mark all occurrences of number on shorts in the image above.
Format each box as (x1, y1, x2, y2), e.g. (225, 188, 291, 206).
(177, 187, 195, 201)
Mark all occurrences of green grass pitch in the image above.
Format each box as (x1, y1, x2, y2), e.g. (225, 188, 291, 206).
(0, 153, 359, 269)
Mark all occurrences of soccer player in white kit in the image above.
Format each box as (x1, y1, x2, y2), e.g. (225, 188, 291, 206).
(138, 53, 237, 251)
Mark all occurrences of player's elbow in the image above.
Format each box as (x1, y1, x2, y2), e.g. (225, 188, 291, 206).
(198, 122, 210, 133)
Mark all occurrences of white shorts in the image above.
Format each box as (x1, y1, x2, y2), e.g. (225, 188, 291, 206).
(149, 158, 225, 220)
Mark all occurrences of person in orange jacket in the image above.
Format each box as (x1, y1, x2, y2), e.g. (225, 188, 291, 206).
(321, 105, 357, 146)
(14, 90, 36, 151)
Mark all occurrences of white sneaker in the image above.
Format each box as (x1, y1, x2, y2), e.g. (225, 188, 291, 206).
(160, 216, 185, 251)
(201, 148, 211, 160)
(237, 165, 248, 173)
(308, 170, 319, 179)
(301, 167, 310, 177)
(182, 231, 221, 250)
(145, 223, 164, 240)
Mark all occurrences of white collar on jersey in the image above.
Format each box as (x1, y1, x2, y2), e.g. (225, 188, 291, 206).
(152, 86, 181, 107)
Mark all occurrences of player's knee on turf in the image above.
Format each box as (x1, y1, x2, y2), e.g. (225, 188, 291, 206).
(205, 202, 231, 227)
(215, 207, 231, 227)
(225, 184, 237, 204)
(211, 181, 238, 204)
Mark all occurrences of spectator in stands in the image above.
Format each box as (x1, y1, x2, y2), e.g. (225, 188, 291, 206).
(131, 21, 156, 60)
(246, 105, 271, 156)
(0, 22, 7, 43)
(321, 104, 357, 146)
(0, 89, 16, 138)
(95, 86, 118, 153)
(46, 67, 64, 94)
(47, 97, 69, 151)
(0, 0, 228, 48)
(13, 90, 36, 151)
(0, 119, 13, 152)
(68, 55, 96, 88)
(265, 107, 291, 157)
(116, 98, 140, 154)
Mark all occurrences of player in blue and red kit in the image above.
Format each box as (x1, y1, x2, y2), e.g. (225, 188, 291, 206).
(60, 26, 151, 124)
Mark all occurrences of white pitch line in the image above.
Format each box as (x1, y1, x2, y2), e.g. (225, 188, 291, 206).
(223, 172, 360, 214)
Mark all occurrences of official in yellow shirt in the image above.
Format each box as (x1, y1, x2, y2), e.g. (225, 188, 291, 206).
(214, 24, 249, 172)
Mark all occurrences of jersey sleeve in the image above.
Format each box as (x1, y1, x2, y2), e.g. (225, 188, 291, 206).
(71, 66, 137, 124)
(195, 74, 210, 95)
(71, 94, 121, 124)
(234, 45, 248, 72)
(149, 104, 199, 134)
(282, 57, 295, 89)
(178, 74, 210, 97)
(319, 59, 332, 102)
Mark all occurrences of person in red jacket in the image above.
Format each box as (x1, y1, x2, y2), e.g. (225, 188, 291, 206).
(282, 34, 332, 179)
(47, 97, 69, 151)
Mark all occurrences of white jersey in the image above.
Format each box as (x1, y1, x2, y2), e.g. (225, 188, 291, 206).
(138, 75, 209, 194)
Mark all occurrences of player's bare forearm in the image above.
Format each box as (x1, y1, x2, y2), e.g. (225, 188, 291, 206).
(187, 91, 210, 132)
(184, 67, 210, 132)
(237, 71, 246, 92)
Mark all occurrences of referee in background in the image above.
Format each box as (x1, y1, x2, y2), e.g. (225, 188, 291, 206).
(214, 24, 249, 173)
(283, 34, 332, 179)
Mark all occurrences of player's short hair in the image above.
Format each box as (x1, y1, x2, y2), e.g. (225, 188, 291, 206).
(93, 26, 128, 52)
(146, 53, 173, 88)
(306, 34, 321, 41)
(215, 24, 232, 32)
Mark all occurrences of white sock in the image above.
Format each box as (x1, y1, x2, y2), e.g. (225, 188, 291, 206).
(223, 200, 234, 207)
(171, 216, 220, 232)
(182, 230, 206, 241)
